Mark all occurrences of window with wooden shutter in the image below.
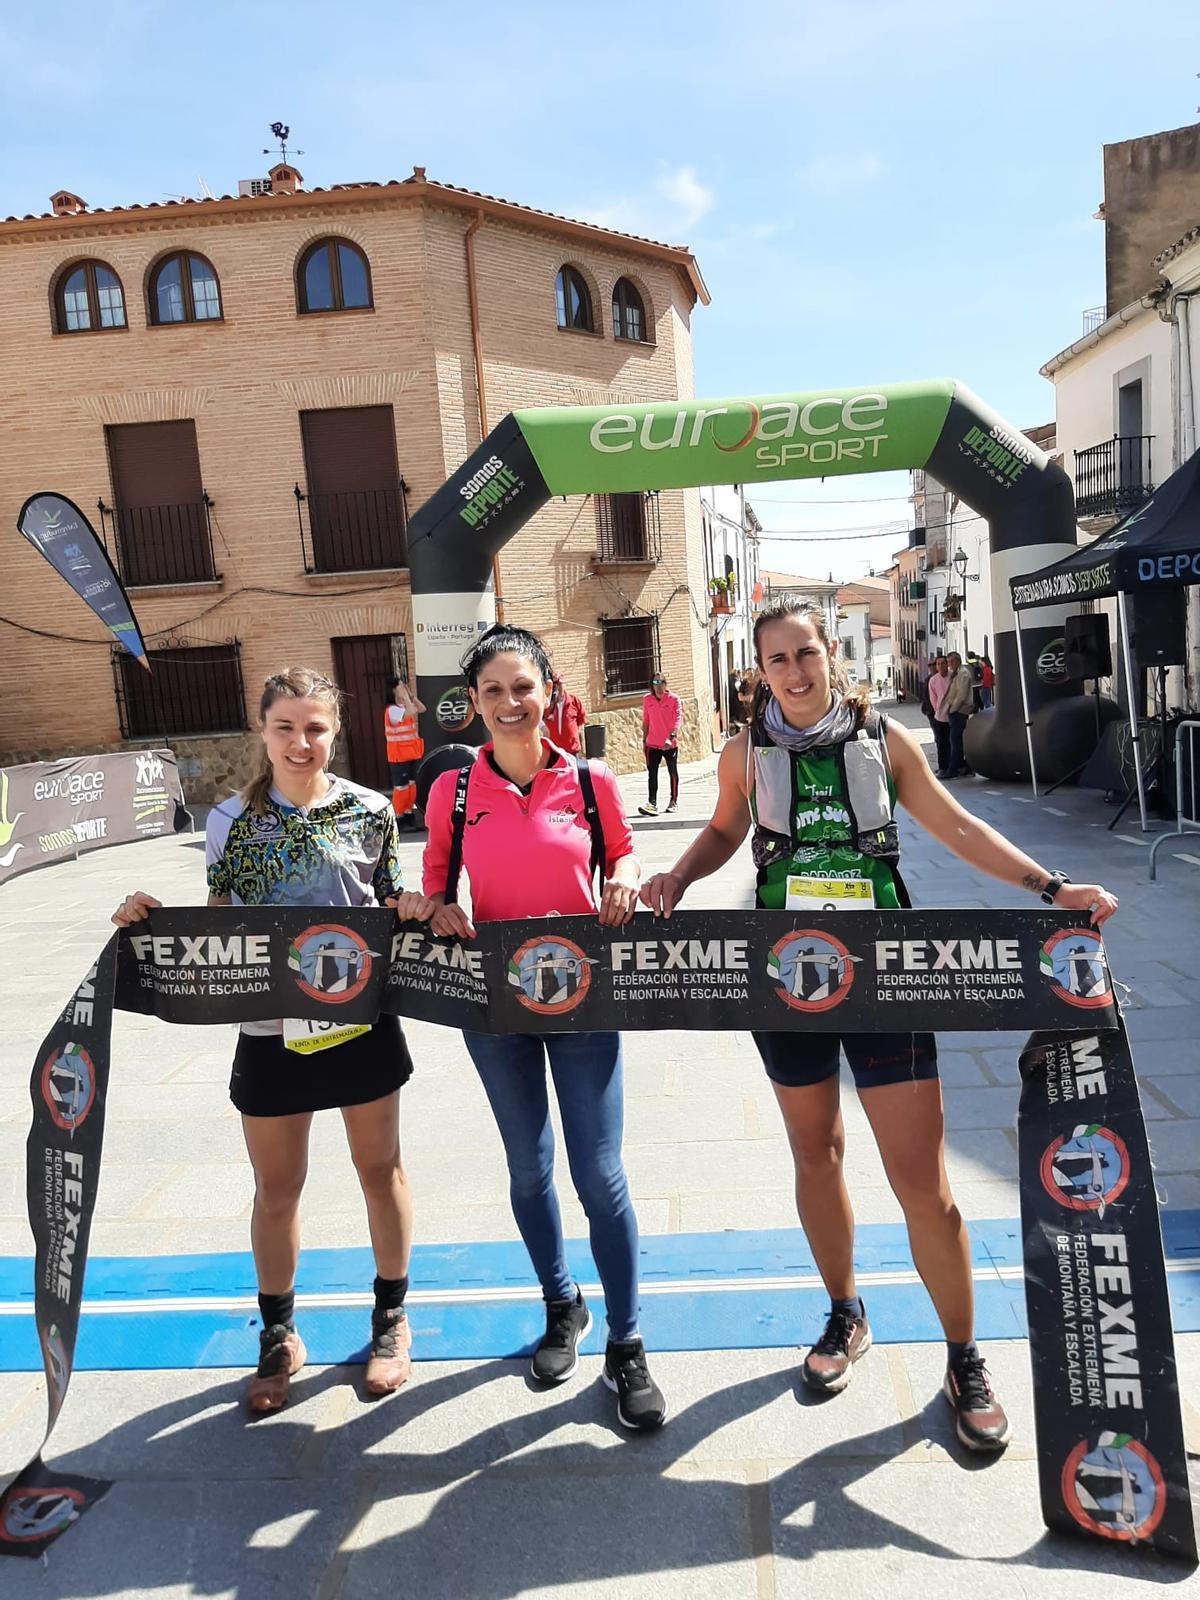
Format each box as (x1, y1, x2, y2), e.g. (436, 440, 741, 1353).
(298, 406, 407, 572)
(104, 420, 215, 586)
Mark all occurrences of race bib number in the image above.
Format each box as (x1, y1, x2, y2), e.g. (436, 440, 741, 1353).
(785, 876, 875, 911)
(283, 1017, 372, 1055)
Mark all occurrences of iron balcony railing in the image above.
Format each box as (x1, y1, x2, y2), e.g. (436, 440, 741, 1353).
(1082, 305, 1106, 335)
(594, 491, 662, 564)
(98, 494, 217, 587)
(1074, 436, 1154, 520)
(294, 483, 409, 574)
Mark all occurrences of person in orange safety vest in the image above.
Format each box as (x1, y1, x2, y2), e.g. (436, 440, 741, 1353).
(384, 676, 426, 826)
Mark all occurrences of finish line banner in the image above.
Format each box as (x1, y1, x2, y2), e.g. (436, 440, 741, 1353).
(2, 907, 1193, 1562)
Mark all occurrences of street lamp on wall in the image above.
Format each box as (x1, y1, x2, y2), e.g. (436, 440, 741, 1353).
(953, 547, 979, 585)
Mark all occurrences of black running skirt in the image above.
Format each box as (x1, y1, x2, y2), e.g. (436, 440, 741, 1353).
(230, 1013, 413, 1117)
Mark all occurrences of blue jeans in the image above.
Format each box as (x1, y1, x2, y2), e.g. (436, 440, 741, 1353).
(462, 1029, 639, 1340)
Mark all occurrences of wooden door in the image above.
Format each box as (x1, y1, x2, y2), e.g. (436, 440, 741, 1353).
(331, 634, 410, 794)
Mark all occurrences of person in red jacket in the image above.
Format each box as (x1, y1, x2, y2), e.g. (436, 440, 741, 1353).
(639, 673, 682, 816)
(542, 672, 586, 754)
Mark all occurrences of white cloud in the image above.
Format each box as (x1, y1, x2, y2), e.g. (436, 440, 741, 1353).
(577, 163, 715, 242)
(656, 164, 714, 229)
(795, 153, 887, 196)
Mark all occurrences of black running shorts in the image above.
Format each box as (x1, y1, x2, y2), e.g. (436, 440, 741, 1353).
(752, 1030, 938, 1091)
(230, 1012, 413, 1117)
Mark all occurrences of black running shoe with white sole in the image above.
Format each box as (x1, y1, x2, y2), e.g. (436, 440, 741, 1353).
(531, 1289, 592, 1383)
(603, 1338, 667, 1430)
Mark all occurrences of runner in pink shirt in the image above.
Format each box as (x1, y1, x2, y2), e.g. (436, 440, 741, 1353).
(639, 673, 682, 815)
(399, 623, 667, 1431)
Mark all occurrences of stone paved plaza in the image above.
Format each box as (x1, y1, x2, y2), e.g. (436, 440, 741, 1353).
(1, 704, 1198, 1597)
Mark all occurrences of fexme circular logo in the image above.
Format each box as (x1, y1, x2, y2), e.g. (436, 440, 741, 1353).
(1040, 928, 1111, 1009)
(507, 936, 592, 1015)
(1040, 1123, 1130, 1216)
(1061, 1432, 1165, 1544)
(288, 924, 373, 1005)
(40, 1042, 95, 1132)
(767, 931, 855, 1013)
(435, 685, 475, 732)
(1036, 637, 1068, 683)
(0, 1484, 85, 1544)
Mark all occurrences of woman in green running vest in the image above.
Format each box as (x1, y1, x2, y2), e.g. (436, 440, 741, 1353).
(640, 599, 1117, 1454)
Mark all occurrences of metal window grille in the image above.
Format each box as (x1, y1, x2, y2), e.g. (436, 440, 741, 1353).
(294, 483, 409, 573)
(594, 492, 661, 563)
(113, 639, 247, 739)
(601, 614, 660, 697)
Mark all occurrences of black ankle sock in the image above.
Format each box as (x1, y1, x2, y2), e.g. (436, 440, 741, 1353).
(831, 1295, 864, 1322)
(947, 1338, 979, 1366)
(373, 1274, 409, 1315)
(258, 1290, 295, 1330)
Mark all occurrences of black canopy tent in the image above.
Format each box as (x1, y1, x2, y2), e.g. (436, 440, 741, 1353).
(1009, 446, 1200, 830)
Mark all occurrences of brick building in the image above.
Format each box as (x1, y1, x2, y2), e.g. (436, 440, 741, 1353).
(0, 165, 709, 797)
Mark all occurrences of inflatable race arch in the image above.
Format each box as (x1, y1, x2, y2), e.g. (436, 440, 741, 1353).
(407, 380, 1093, 782)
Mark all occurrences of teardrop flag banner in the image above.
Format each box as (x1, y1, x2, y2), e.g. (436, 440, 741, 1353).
(17, 493, 148, 667)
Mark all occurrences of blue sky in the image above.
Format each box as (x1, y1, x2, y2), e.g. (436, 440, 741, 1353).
(4, 0, 1198, 578)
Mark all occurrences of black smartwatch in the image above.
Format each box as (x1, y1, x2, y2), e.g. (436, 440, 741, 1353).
(1040, 871, 1070, 905)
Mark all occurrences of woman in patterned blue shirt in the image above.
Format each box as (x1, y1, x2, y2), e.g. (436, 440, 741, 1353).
(113, 668, 416, 1413)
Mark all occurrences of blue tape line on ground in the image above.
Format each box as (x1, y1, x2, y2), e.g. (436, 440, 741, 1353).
(6, 1212, 1196, 1304)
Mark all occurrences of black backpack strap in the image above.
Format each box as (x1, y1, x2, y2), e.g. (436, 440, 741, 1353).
(571, 754, 606, 890)
(442, 761, 474, 905)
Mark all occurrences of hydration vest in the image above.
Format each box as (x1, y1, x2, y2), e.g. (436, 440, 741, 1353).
(748, 709, 908, 909)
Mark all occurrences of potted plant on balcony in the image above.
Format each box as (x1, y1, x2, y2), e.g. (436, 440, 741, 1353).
(709, 576, 734, 615)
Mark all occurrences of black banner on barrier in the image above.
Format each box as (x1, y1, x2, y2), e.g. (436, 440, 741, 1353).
(1019, 1025, 1195, 1559)
(0, 750, 186, 889)
(4, 908, 1193, 1561)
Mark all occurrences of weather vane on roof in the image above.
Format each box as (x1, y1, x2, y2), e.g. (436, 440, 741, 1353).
(263, 122, 304, 165)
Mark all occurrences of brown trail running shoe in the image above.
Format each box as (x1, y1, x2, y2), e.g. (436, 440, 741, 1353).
(245, 1323, 306, 1413)
(365, 1308, 413, 1396)
(943, 1348, 1012, 1451)
(801, 1305, 872, 1393)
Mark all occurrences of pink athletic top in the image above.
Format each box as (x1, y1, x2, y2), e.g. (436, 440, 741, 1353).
(642, 689, 681, 749)
(422, 742, 635, 922)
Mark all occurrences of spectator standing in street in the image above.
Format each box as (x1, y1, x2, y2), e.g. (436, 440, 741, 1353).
(384, 676, 426, 827)
(639, 672, 682, 815)
(943, 651, 976, 779)
(979, 655, 994, 711)
(542, 672, 587, 755)
(922, 655, 952, 778)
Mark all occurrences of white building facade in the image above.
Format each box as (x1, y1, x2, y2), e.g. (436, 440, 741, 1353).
(700, 485, 761, 736)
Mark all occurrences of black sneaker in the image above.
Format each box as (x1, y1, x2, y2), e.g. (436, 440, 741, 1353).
(602, 1337, 668, 1430)
(801, 1304, 871, 1393)
(943, 1348, 1012, 1452)
(531, 1289, 592, 1383)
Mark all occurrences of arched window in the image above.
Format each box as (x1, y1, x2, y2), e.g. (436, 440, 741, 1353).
(297, 238, 373, 313)
(149, 252, 222, 325)
(612, 277, 646, 342)
(54, 260, 126, 333)
(555, 265, 593, 332)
